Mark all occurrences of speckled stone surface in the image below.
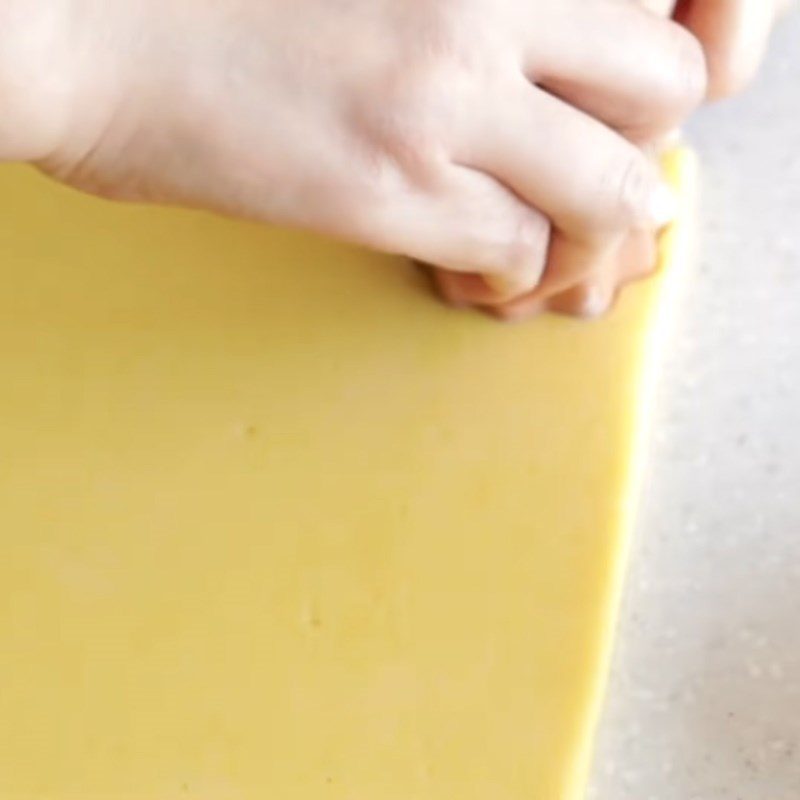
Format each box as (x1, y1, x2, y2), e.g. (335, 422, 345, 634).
(589, 11, 800, 800)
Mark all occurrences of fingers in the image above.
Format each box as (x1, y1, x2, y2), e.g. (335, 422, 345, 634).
(431, 270, 502, 309)
(432, 229, 660, 323)
(616, 228, 661, 286)
(418, 13, 687, 321)
(531, 2, 707, 142)
(546, 230, 659, 318)
(674, 0, 781, 99)
(461, 78, 677, 241)
(546, 280, 616, 320)
(451, 79, 673, 308)
(363, 166, 551, 297)
(361, 0, 690, 315)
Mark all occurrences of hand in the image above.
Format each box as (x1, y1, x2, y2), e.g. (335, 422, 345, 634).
(0, 0, 704, 309)
(518, 0, 794, 323)
(674, 0, 794, 100)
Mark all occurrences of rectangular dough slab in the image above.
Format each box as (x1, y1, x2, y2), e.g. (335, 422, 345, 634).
(0, 150, 695, 800)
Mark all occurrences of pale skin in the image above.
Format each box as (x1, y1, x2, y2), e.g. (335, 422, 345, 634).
(435, 0, 793, 319)
(0, 0, 789, 321)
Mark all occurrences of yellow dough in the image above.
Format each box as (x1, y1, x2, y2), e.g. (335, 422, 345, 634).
(0, 151, 695, 800)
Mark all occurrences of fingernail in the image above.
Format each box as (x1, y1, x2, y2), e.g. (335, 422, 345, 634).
(648, 182, 678, 229)
(579, 284, 613, 319)
(486, 300, 544, 323)
(483, 268, 539, 300)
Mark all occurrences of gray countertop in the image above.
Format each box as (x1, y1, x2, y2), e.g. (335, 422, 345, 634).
(590, 11, 800, 800)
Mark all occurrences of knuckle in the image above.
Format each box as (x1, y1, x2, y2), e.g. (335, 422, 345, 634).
(605, 153, 657, 227)
(479, 211, 550, 295)
(387, 120, 446, 178)
(573, 285, 613, 319)
(490, 304, 534, 323)
(492, 295, 548, 323)
(359, 67, 454, 184)
(352, 7, 490, 183)
(506, 213, 550, 272)
(547, 284, 612, 319)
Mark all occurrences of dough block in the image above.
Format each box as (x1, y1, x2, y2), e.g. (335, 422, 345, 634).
(0, 150, 695, 799)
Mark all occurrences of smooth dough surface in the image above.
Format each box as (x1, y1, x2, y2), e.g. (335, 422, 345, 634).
(0, 151, 694, 800)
